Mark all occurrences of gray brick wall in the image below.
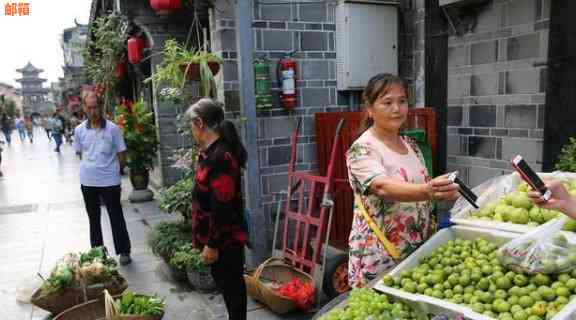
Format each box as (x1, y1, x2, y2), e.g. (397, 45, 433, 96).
(210, 0, 421, 236)
(446, 0, 549, 186)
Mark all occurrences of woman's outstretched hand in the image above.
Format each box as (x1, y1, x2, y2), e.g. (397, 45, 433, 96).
(528, 180, 576, 219)
(427, 173, 460, 201)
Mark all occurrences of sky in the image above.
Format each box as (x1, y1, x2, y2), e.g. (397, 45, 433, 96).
(0, 0, 92, 87)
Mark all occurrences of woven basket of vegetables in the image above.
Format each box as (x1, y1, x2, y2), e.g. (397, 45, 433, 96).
(106, 290, 165, 320)
(54, 291, 165, 320)
(31, 247, 128, 315)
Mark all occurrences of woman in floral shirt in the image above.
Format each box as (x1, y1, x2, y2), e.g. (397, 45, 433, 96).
(187, 98, 248, 320)
(346, 73, 460, 288)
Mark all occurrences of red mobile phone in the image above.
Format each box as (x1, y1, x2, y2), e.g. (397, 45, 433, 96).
(511, 155, 551, 201)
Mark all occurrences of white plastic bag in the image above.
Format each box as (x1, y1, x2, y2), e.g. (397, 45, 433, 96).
(451, 171, 576, 220)
(497, 216, 576, 274)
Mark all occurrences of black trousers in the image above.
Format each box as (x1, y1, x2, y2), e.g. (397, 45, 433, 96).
(81, 185, 131, 255)
(211, 245, 247, 320)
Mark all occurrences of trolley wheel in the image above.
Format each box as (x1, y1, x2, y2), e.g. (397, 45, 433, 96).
(323, 253, 350, 299)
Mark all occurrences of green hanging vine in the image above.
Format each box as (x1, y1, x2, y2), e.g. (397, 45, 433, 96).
(83, 14, 125, 111)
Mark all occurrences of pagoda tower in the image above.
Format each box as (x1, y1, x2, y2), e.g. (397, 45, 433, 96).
(15, 62, 51, 115)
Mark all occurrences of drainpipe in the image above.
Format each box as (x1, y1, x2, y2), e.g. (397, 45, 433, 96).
(235, 0, 269, 266)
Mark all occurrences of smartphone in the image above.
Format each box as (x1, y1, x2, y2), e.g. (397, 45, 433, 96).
(448, 172, 479, 209)
(511, 155, 551, 201)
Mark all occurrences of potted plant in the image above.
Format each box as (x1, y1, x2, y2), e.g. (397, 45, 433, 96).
(148, 221, 193, 283)
(115, 99, 159, 202)
(83, 14, 125, 112)
(145, 39, 222, 98)
(170, 244, 217, 292)
(158, 147, 197, 220)
(556, 137, 576, 172)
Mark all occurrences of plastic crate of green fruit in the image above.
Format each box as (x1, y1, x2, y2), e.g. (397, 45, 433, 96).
(373, 226, 576, 320)
(450, 172, 576, 234)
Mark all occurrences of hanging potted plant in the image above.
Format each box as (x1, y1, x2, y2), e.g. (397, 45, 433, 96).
(150, 0, 182, 16)
(144, 39, 222, 98)
(83, 14, 125, 112)
(115, 99, 159, 202)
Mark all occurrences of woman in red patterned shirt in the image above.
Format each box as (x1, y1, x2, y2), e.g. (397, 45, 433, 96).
(186, 98, 248, 320)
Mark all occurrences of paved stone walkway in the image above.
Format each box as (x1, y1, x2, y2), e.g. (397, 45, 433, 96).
(0, 129, 313, 320)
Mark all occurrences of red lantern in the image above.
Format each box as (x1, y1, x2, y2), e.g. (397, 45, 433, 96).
(127, 36, 142, 64)
(150, 0, 182, 15)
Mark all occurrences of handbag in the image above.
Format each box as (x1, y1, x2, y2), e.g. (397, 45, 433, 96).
(354, 194, 401, 262)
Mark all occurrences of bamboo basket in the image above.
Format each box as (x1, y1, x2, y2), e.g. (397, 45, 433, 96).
(53, 296, 164, 320)
(244, 257, 315, 314)
(31, 275, 128, 315)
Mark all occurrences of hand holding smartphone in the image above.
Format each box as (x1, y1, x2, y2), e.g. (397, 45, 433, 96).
(448, 171, 479, 209)
(511, 155, 551, 201)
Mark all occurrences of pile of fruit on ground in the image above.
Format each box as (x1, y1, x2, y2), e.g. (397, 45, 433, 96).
(470, 181, 576, 230)
(319, 288, 431, 320)
(382, 238, 576, 320)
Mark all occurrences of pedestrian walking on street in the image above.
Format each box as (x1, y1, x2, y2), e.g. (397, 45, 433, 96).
(345, 73, 460, 288)
(51, 110, 65, 152)
(1, 112, 13, 146)
(186, 98, 248, 320)
(74, 91, 132, 265)
(41, 116, 52, 140)
(25, 115, 34, 143)
(15, 116, 26, 143)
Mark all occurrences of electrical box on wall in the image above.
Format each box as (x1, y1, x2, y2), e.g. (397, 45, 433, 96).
(336, 1, 398, 91)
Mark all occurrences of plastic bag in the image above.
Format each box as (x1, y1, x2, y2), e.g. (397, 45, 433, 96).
(451, 171, 576, 220)
(497, 216, 576, 274)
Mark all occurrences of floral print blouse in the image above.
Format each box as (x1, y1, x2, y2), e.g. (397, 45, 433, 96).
(346, 129, 433, 288)
(191, 138, 248, 250)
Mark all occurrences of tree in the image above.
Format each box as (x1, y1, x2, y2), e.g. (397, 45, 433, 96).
(0, 96, 18, 118)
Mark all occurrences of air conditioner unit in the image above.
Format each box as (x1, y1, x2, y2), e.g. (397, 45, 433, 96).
(336, 1, 398, 91)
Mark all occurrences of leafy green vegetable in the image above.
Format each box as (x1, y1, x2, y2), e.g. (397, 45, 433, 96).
(39, 262, 76, 296)
(118, 290, 165, 316)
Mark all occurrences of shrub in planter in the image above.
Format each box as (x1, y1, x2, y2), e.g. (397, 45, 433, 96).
(171, 244, 217, 292)
(556, 137, 576, 172)
(158, 175, 194, 220)
(147, 221, 192, 261)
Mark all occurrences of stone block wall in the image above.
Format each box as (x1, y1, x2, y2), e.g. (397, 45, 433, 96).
(446, 0, 550, 186)
(210, 0, 424, 228)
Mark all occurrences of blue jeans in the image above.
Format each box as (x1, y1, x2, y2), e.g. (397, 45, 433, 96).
(17, 128, 26, 142)
(2, 129, 11, 145)
(53, 133, 62, 152)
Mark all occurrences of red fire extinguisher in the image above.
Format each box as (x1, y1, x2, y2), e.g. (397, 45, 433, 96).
(277, 52, 297, 109)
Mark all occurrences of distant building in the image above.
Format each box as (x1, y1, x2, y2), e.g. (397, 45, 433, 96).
(0, 82, 23, 116)
(60, 21, 89, 115)
(15, 62, 52, 116)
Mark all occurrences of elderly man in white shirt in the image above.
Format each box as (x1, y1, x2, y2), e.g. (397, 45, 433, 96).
(74, 91, 132, 265)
